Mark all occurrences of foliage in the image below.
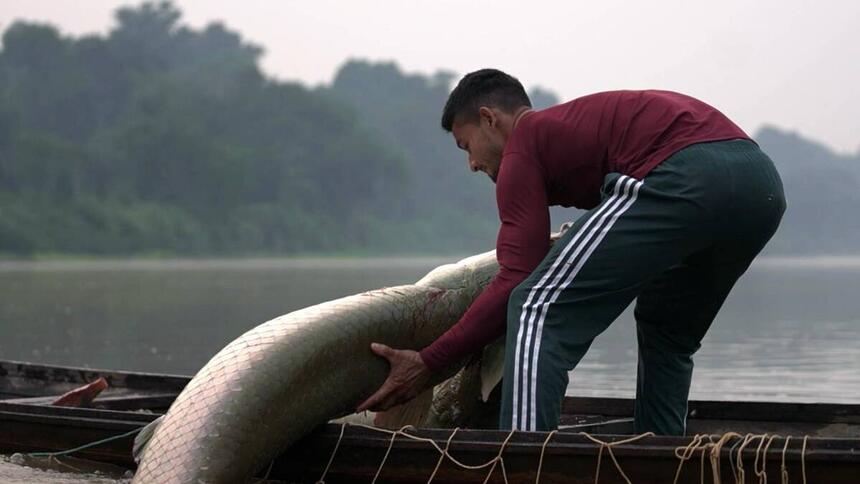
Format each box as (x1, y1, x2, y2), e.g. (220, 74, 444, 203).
(1, 2, 856, 256)
(0, 3, 415, 255)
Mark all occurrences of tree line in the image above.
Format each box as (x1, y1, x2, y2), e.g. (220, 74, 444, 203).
(0, 2, 857, 256)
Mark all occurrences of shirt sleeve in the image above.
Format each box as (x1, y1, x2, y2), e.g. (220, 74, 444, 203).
(419, 153, 550, 371)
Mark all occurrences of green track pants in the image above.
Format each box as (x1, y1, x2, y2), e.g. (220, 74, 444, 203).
(499, 139, 785, 435)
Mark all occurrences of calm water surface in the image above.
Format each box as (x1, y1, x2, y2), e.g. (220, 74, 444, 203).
(1, 255, 859, 480)
(1, 255, 859, 402)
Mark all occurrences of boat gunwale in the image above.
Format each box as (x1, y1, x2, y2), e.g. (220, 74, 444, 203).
(3, 359, 860, 426)
(2, 359, 859, 481)
(0, 359, 188, 388)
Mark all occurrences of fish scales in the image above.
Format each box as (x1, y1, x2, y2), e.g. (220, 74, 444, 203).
(133, 250, 498, 483)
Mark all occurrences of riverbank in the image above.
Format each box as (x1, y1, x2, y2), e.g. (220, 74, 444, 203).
(0, 255, 458, 272)
(4, 254, 860, 272)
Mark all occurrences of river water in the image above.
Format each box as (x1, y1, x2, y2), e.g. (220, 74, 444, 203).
(1, 255, 859, 480)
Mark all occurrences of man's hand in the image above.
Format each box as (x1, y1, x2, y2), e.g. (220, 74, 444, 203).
(356, 343, 432, 413)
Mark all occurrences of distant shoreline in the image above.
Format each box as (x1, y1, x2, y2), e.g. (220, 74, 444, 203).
(0, 255, 461, 272)
(2, 254, 860, 272)
(751, 255, 860, 269)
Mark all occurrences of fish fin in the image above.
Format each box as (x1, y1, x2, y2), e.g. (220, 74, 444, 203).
(51, 377, 109, 407)
(331, 411, 376, 426)
(479, 338, 506, 402)
(372, 387, 434, 429)
(133, 415, 164, 464)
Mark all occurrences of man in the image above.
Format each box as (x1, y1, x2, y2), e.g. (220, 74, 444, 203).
(357, 69, 785, 435)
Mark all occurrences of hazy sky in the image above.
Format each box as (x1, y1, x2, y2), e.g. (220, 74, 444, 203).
(3, 0, 859, 153)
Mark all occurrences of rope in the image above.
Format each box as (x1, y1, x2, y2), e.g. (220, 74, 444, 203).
(753, 434, 780, 484)
(801, 436, 808, 484)
(343, 424, 514, 477)
(671, 433, 730, 484)
(763, 434, 779, 483)
(673, 434, 708, 484)
(780, 436, 792, 484)
(735, 433, 759, 484)
(320, 423, 652, 484)
(10, 408, 817, 484)
(594, 439, 604, 483)
(752, 434, 768, 482)
(728, 436, 744, 474)
(316, 422, 346, 484)
(667, 432, 813, 484)
(427, 428, 459, 483)
(704, 436, 717, 484)
(535, 430, 558, 484)
(579, 431, 655, 484)
(25, 426, 142, 458)
(316, 423, 814, 484)
(709, 432, 742, 484)
(372, 425, 414, 484)
(672, 434, 722, 484)
(480, 429, 515, 484)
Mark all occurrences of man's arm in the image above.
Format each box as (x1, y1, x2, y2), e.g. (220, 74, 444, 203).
(356, 154, 550, 412)
(419, 153, 551, 370)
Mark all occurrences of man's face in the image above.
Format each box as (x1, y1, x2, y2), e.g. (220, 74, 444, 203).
(451, 111, 505, 183)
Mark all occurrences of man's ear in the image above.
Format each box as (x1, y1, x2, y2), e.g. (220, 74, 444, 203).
(478, 106, 496, 128)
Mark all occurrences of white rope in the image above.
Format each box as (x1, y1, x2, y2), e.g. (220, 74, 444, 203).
(316, 424, 813, 484)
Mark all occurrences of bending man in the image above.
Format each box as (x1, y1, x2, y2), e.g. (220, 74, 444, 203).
(357, 69, 785, 435)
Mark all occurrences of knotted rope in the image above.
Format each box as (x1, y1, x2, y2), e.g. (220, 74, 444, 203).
(316, 424, 811, 484)
(579, 432, 656, 484)
(427, 427, 459, 483)
(671, 432, 810, 484)
(535, 430, 558, 484)
(315, 422, 347, 484)
(780, 436, 792, 484)
(315, 423, 654, 484)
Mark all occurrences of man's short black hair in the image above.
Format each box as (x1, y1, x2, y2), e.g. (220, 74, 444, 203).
(441, 69, 532, 132)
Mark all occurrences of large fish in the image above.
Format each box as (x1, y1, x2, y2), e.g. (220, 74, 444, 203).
(133, 250, 500, 483)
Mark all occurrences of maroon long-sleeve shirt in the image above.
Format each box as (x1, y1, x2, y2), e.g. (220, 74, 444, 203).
(419, 90, 749, 371)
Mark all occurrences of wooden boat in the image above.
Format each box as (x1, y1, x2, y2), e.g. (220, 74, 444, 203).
(1, 359, 858, 483)
(0, 359, 184, 467)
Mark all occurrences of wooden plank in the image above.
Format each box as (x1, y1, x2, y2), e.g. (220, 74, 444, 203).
(0, 403, 154, 467)
(89, 393, 177, 411)
(2, 392, 177, 408)
(0, 360, 189, 399)
(563, 397, 860, 424)
(0, 415, 142, 467)
(0, 402, 161, 423)
(686, 399, 860, 424)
